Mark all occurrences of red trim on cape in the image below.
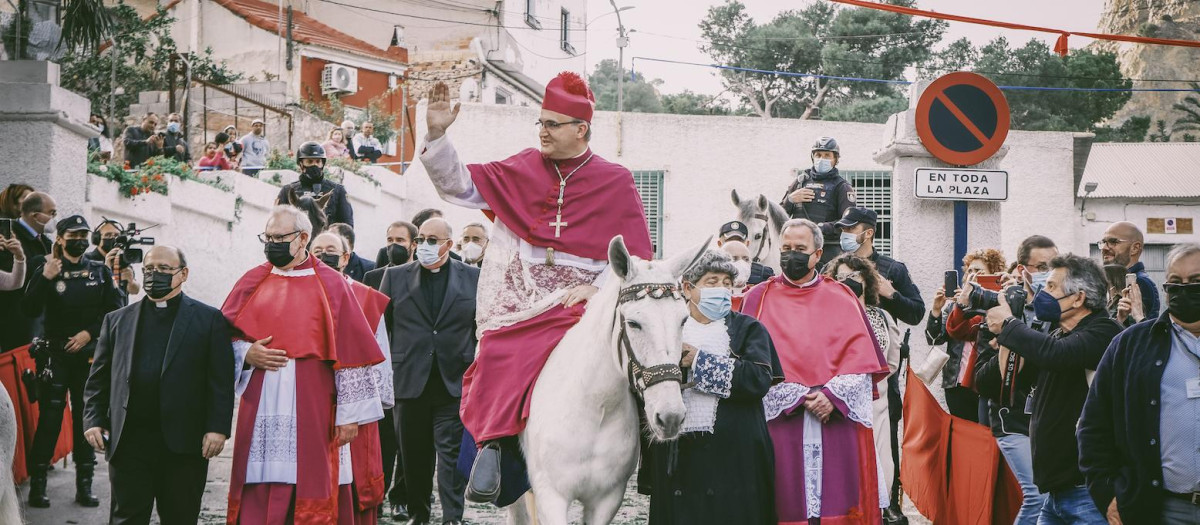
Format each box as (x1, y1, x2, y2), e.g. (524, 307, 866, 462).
(348, 279, 389, 334)
(467, 148, 653, 261)
(740, 275, 888, 386)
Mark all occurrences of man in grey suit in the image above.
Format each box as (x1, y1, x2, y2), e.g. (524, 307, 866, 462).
(82, 246, 234, 524)
(381, 218, 478, 525)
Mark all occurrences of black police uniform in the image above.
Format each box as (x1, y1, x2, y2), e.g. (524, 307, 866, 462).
(22, 216, 123, 507)
(780, 168, 855, 267)
(84, 248, 133, 307)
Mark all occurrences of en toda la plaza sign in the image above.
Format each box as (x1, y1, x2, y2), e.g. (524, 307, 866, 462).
(915, 168, 1009, 201)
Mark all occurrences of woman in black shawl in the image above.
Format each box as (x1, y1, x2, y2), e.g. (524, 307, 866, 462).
(641, 248, 783, 525)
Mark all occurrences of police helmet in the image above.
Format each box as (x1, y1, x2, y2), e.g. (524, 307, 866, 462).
(296, 141, 327, 165)
(811, 136, 840, 157)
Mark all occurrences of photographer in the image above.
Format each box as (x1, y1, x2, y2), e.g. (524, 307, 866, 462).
(985, 254, 1122, 524)
(22, 215, 123, 508)
(123, 114, 163, 169)
(84, 219, 140, 304)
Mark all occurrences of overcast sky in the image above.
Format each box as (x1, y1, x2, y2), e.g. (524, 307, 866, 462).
(583, 0, 1107, 95)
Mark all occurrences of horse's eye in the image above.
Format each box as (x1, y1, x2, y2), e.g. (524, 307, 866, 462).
(627, 320, 642, 330)
(680, 318, 687, 327)
(754, 233, 763, 240)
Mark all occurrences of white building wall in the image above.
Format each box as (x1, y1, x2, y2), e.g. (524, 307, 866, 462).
(1076, 199, 1200, 253)
(497, 0, 587, 83)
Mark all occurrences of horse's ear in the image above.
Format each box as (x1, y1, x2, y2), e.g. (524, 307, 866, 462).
(608, 235, 636, 281)
(768, 200, 788, 234)
(757, 194, 768, 211)
(315, 190, 333, 209)
(730, 189, 742, 206)
(285, 186, 299, 206)
(668, 235, 713, 280)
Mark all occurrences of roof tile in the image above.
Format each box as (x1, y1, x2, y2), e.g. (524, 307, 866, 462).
(212, 0, 404, 64)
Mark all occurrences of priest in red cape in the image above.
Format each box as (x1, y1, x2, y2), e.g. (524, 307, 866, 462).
(313, 230, 397, 524)
(740, 218, 889, 524)
(223, 207, 388, 524)
(417, 74, 652, 504)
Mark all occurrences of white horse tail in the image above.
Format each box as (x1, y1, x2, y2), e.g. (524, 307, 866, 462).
(0, 385, 22, 525)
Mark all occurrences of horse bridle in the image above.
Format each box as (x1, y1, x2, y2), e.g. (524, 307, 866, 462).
(616, 283, 685, 399)
(751, 213, 771, 263)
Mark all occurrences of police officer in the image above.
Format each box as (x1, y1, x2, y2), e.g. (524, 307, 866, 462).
(22, 215, 122, 508)
(780, 136, 856, 268)
(83, 218, 140, 305)
(717, 220, 775, 285)
(275, 141, 355, 226)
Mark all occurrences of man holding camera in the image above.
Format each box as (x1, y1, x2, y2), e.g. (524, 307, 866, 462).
(22, 215, 123, 508)
(85, 219, 141, 305)
(985, 254, 1122, 524)
(123, 114, 163, 169)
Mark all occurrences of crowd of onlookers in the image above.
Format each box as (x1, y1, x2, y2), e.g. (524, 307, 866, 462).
(87, 112, 390, 176)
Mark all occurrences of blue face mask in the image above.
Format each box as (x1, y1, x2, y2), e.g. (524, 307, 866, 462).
(840, 231, 862, 253)
(1029, 271, 1050, 294)
(1032, 289, 1075, 323)
(694, 286, 732, 321)
(415, 242, 444, 266)
(167, 122, 180, 134)
(813, 158, 834, 174)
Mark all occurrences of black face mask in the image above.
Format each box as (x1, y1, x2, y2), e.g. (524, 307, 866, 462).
(841, 277, 864, 298)
(65, 239, 89, 258)
(1167, 283, 1200, 323)
(100, 238, 116, 253)
(265, 241, 297, 268)
(144, 271, 178, 300)
(300, 165, 324, 185)
(387, 244, 410, 266)
(780, 250, 813, 282)
(318, 253, 343, 270)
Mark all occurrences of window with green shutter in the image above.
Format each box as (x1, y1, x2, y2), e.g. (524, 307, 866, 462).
(844, 170, 892, 256)
(632, 170, 664, 259)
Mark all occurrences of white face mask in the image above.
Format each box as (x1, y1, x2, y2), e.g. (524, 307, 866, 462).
(461, 241, 485, 262)
(732, 260, 751, 288)
(813, 158, 834, 174)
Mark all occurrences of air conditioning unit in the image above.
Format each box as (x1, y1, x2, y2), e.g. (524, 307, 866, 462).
(322, 64, 358, 95)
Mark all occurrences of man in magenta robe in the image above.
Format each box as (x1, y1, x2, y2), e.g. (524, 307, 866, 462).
(741, 218, 889, 524)
(222, 206, 388, 524)
(418, 74, 652, 503)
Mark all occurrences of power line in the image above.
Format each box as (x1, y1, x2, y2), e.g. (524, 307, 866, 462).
(632, 56, 1200, 93)
(319, 0, 585, 30)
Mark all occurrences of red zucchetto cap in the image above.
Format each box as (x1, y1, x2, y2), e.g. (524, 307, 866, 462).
(541, 71, 595, 123)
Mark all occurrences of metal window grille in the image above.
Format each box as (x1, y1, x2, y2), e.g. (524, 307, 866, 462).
(633, 170, 664, 259)
(844, 170, 892, 256)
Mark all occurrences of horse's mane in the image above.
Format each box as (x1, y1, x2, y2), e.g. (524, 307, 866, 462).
(286, 186, 329, 234)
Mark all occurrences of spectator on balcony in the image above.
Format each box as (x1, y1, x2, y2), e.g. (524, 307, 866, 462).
(198, 142, 233, 171)
(88, 113, 114, 163)
(353, 121, 384, 163)
(162, 113, 191, 164)
(322, 127, 351, 159)
(239, 119, 270, 177)
(341, 120, 360, 160)
(123, 114, 164, 169)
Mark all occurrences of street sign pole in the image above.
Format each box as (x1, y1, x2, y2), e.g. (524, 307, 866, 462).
(954, 200, 968, 274)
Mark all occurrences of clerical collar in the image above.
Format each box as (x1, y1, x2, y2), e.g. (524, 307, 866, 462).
(143, 293, 182, 312)
(271, 255, 316, 277)
(550, 147, 592, 171)
(783, 272, 820, 288)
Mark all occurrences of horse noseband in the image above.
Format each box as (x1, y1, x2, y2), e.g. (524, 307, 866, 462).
(616, 282, 685, 399)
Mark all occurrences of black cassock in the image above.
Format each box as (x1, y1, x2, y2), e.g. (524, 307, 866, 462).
(639, 311, 783, 525)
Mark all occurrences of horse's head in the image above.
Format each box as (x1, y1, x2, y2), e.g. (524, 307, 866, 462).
(730, 189, 787, 265)
(608, 235, 710, 441)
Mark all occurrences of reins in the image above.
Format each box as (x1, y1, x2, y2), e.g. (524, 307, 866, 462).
(751, 212, 771, 263)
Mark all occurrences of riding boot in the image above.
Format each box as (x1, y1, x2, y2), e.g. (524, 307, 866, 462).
(465, 442, 502, 503)
(28, 464, 50, 508)
(75, 463, 101, 507)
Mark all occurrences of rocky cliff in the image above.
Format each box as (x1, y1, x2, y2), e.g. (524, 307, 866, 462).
(1095, 0, 1200, 137)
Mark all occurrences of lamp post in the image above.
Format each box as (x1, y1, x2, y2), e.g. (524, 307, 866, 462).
(608, 1, 632, 114)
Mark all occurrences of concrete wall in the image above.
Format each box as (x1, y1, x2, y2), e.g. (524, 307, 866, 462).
(1076, 199, 1200, 254)
(496, 0, 587, 87)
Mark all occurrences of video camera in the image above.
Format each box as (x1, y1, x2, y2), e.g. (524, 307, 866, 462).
(102, 218, 157, 265)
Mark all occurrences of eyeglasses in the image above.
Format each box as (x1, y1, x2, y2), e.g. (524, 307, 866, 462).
(1097, 237, 1129, 247)
(535, 119, 583, 130)
(413, 237, 448, 246)
(836, 272, 860, 281)
(258, 231, 301, 244)
(1164, 282, 1200, 293)
(143, 266, 180, 274)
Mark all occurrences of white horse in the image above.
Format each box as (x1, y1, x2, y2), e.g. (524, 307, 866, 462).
(512, 235, 709, 525)
(0, 384, 21, 524)
(731, 189, 788, 274)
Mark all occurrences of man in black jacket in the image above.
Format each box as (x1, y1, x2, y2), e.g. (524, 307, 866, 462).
(161, 113, 191, 164)
(986, 253, 1122, 524)
(83, 219, 140, 305)
(0, 191, 54, 351)
(1079, 243, 1200, 523)
(780, 136, 855, 267)
(123, 114, 163, 168)
(83, 246, 234, 524)
(365, 221, 417, 291)
(275, 142, 354, 226)
(380, 218, 478, 525)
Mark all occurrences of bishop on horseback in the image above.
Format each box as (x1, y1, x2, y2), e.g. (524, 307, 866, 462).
(418, 73, 653, 504)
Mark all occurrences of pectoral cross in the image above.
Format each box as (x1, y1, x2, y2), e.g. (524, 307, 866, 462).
(549, 214, 568, 237)
(549, 179, 568, 237)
